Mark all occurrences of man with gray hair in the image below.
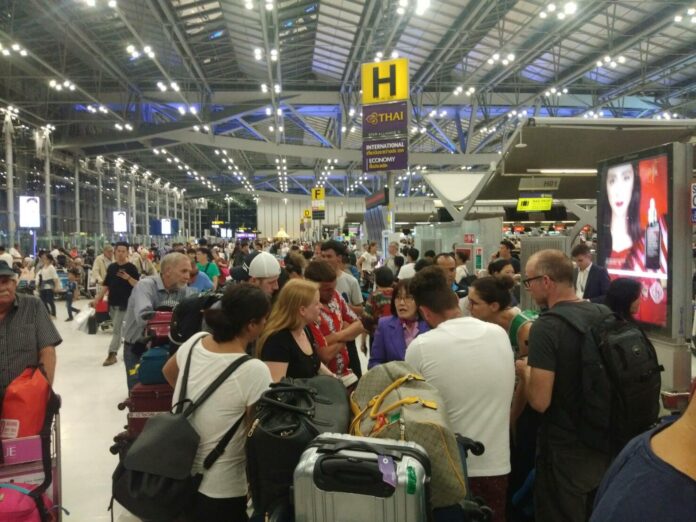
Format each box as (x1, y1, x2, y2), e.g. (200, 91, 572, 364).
(121, 252, 194, 390)
(0, 260, 60, 397)
(384, 241, 403, 275)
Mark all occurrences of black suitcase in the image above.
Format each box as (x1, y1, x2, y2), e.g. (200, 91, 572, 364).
(87, 315, 97, 334)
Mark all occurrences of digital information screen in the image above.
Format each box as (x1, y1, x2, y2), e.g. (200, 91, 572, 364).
(598, 153, 669, 327)
(19, 196, 41, 228)
(161, 218, 172, 236)
(113, 211, 128, 233)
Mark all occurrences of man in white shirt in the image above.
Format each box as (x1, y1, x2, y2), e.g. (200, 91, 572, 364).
(406, 266, 515, 520)
(571, 243, 610, 303)
(397, 247, 419, 280)
(92, 244, 114, 286)
(384, 241, 403, 275)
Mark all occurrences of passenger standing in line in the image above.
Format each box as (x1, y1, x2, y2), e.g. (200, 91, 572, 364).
(498, 240, 521, 274)
(571, 243, 610, 303)
(162, 284, 273, 522)
(196, 247, 221, 291)
(258, 279, 334, 381)
(515, 249, 611, 522)
(397, 247, 419, 280)
(603, 277, 641, 321)
(384, 241, 403, 276)
(35, 254, 61, 319)
(122, 253, 194, 390)
(368, 278, 429, 369)
(189, 259, 214, 292)
(92, 244, 114, 291)
(91, 242, 140, 367)
(406, 267, 514, 522)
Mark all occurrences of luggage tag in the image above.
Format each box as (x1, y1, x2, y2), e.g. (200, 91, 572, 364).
(378, 455, 397, 487)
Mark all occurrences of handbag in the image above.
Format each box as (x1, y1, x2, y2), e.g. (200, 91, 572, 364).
(246, 375, 349, 515)
(112, 340, 251, 521)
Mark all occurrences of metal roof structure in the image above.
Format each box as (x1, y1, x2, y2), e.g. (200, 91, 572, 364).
(2, 0, 696, 204)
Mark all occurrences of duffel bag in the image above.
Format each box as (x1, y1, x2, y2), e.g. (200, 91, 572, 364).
(246, 375, 350, 516)
(350, 361, 467, 508)
(136, 346, 169, 385)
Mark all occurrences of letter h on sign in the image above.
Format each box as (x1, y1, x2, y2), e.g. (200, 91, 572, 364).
(373, 64, 397, 99)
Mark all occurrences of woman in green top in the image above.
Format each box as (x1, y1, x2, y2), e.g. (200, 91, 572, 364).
(196, 247, 221, 290)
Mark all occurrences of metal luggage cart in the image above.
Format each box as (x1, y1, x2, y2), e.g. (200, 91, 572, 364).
(0, 414, 63, 520)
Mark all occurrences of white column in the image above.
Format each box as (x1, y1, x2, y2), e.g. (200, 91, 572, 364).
(3, 113, 16, 243)
(44, 137, 52, 239)
(74, 156, 80, 235)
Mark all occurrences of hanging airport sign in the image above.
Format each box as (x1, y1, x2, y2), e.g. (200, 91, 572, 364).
(303, 209, 312, 219)
(365, 188, 389, 210)
(362, 101, 408, 139)
(361, 58, 409, 105)
(363, 138, 408, 172)
(311, 187, 326, 220)
(516, 194, 553, 212)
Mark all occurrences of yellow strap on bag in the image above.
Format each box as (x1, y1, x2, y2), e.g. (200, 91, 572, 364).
(370, 396, 438, 418)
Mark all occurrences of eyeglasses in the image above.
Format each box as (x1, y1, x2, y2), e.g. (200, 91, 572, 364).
(522, 275, 546, 288)
(396, 294, 414, 302)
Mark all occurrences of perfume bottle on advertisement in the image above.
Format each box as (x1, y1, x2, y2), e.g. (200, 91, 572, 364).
(645, 198, 661, 270)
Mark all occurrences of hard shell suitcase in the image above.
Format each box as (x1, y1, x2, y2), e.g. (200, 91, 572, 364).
(293, 433, 430, 522)
(117, 383, 173, 438)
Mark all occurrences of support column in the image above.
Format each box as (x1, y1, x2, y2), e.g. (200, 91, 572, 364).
(74, 156, 81, 235)
(155, 186, 161, 219)
(130, 175, 137, 238)
(187, 203, 192, 238)
(115, 165, 122, 210)
(386, 171, 396, 233)
(144, 181, 150, 241)
(97, 160, 104, 237)
(44, 137, 52, 240)
(165, 190, 170, 218)
(3, 113, 16, 244)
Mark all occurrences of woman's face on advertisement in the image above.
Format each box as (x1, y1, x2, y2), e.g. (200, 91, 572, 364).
(606, 164, 634, 218)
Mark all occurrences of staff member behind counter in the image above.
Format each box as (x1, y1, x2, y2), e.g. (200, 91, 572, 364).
(0, 260, 60, 397)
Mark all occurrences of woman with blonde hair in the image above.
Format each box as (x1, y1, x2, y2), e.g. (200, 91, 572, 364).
(258, 278, 334, 382)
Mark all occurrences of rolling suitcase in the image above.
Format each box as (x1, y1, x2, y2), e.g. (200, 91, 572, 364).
(293, 433, 430, 522)
(117, 383, 174, 438)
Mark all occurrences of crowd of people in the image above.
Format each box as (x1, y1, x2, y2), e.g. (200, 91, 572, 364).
(0, 234, 693, 522)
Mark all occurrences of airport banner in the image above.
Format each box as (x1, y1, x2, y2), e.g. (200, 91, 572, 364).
(362, 101, 407, 139)
(362, 138, 408, 173)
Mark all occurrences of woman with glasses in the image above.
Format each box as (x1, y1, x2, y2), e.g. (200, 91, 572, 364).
(468, 275, 539, 520)
(368, 279, 429, 369)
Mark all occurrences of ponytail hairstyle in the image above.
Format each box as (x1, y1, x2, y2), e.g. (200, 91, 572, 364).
(470, 276, 515, 309)
(203, 283, 270, 343)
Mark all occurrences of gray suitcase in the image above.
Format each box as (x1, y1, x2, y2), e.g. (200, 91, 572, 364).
(293, 433, 431, 522)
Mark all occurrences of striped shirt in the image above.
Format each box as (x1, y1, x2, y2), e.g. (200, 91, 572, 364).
(0, 294, 62, 395)
(123, 275, 196, 344)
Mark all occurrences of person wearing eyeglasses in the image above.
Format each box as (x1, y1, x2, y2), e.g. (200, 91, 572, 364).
(368, 279, 429, 369)
(515, 249, 612, 522)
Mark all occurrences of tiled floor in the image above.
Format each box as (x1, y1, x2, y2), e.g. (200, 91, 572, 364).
(49, 302, 696, 521)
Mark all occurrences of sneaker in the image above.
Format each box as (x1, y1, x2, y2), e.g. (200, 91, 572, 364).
(103, 354, 118, 366)
(65, 318, 73, 322)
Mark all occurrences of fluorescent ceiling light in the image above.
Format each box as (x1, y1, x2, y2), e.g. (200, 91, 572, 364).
(527, 168, 597, 175)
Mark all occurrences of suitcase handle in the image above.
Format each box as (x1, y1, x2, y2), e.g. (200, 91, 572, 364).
(260, 388, 315, 416)
(316, 440, 403, 460)
(319, 456, 384, 482)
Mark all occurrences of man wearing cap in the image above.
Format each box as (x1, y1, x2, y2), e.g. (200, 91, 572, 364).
(230, 251, 281, 295)
(0, 260, 61, 397)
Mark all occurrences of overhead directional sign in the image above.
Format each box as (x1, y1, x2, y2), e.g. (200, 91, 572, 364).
(517, 195, 554, 212)
(311, 187, 325, 220)
(361, 58, 409, 105)
(363, 138, 408, 172)
(303, 209, 311, 219)
(362, 101, 408, 139)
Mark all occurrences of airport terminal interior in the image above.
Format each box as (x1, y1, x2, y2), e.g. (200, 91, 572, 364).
(1, 0, 696, 521)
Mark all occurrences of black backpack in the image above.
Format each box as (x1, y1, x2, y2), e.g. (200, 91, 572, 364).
(112, 339, 251, 520)
(169, 291, 222, 345)
(546, 304, 663, 454)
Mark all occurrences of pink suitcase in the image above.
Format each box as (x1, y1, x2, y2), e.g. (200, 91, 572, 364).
(117, 383, 173, 438)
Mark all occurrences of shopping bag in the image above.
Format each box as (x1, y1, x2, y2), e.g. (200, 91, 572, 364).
(73, 307, 95, 332)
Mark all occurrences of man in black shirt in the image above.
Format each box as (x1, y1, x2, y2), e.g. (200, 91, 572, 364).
(91, 242, 140, 366)
(515, 249, 610, 522)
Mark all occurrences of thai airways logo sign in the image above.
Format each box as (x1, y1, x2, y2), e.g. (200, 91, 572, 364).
(362, 101, 408, 139)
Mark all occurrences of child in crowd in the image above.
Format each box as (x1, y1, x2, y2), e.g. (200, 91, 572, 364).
(65, 268, 81, 321)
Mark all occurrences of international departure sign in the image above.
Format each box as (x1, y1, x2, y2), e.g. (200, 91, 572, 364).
(363, 138, 408, 172)
(361, 58, 409, 104)
(517, 194, 554, 212)
(311, 187, 325, 220)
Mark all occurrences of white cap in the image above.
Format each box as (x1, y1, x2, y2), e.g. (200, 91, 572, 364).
(247, 251, 281, 279)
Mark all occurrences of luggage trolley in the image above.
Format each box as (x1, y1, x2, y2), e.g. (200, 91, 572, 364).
(0, 412, 64, 520)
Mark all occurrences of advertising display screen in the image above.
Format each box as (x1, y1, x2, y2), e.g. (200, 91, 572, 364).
(113, 211, 128, 233)
(19, 196, 41, 228)
(598, 148, 670, 328)
(149, 218, 179, 236)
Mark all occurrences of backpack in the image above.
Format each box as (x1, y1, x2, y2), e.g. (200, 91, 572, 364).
(0, 483, 56, 522)
(545, 304, 663, 454)
(169, 291, 222, 345)
(112, 340, 251, 520)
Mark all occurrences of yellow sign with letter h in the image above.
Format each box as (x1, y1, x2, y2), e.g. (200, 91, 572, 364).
(361, 58, 409, 105)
